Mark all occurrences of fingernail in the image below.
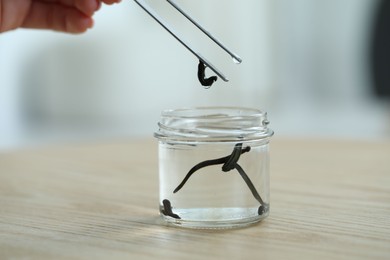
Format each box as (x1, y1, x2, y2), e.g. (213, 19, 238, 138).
(83, 18, 94, 30)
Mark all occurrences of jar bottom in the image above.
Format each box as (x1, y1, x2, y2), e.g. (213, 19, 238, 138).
(160, 207, 269, 229)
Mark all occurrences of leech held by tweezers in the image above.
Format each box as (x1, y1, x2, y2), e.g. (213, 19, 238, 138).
(198, 60, 218, 87)
(133, 0, 242, 82)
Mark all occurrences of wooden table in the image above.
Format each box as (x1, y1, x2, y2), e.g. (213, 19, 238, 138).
(0, 138, 389, 259)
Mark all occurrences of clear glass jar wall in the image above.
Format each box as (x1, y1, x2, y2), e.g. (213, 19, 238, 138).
(155, 107, 273, 229)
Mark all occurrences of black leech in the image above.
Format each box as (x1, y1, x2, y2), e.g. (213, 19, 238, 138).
(161, 199, 181, 219)
(258, 205, 267, 215)
(222, 144, 251, 172)
(235, 164, 264, 205)
(173, 157, 227, 193)
(198, 60, 218, 87)
(173, 143, 266, 215)
(173, 144, 250, 193)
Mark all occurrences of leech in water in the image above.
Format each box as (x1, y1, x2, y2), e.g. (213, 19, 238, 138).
(173, 143, 267, 214)
(198, 60, 218, 87)
(235, 163, 269, 215)
(173, 143, 250, 193)
(161, 199, 181, 219)
(235, 164, 264, 205)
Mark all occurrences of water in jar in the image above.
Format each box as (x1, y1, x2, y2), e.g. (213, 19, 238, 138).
(158, 140, 270, 229)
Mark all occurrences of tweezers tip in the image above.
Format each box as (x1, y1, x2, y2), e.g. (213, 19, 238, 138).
(232, 56, 243, 64)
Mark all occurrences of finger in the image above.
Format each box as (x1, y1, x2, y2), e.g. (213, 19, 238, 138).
(101, 0, 122, 5)
(42, 0, 121, 15)
(41, 0, 100, 16)
(22, 2, 94, 34)
(0, 0, 30, 32)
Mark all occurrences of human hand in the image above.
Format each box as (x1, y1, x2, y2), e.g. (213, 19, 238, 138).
(0, 0, 121, 34)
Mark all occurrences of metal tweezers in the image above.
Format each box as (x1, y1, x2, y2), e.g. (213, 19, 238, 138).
(133, 0, 242, 82)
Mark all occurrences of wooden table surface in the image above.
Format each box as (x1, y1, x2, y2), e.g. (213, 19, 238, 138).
(0, 138, 389, 259)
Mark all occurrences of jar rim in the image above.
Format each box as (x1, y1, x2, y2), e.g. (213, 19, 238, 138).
(161, 106, 264, 118)
(155, 106, 274, 142)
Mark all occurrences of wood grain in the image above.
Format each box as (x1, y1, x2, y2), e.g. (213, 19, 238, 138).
(0, 138, 389, 259)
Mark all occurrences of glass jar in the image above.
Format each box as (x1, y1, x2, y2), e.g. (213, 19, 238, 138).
(154, 107, 273, 229)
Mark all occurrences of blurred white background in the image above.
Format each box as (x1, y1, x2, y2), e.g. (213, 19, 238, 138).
(1, 0, 389, 150)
